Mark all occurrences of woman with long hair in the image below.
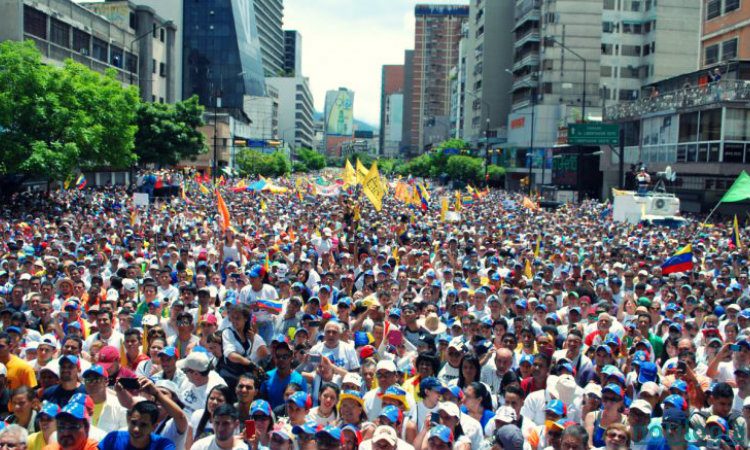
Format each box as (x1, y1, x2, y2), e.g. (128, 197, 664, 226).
(461, 382, 495, 430)
(337, 390, 375, 440)
(308, 382, 339, 426)
(249, 399, 274, 449)
(136, 336, 166, 377)
(584, 383, 628, 449)
(221, 303, 268, 388)
(185, 385, 235, 450)
(455, 354, 481, 389)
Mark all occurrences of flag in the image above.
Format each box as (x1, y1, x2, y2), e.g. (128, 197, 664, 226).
(524, 259, 533, 279)
(461, 196, 474, 206)
(733, 215, 742, 250)
(260, 199, 268, 211)
(344, 160, 357, 187)
(392, 246, 400, 263)
(720, 171, 750, 203)
(130, 208, 137, 227)
(288, 227, 296, 242)
(661, 244, 694, 275)
(356, 159, 369, 182)
(362, 162, 385, 211)
(235, 179, 247, 190)
(521, 196, 538, 211)
(467, 185, 479, 200)
(256, 299, 283, 314)
(534, 234, 542, 258)
(199, 184, 210, 195)
(216, 189, 231, 231)
(264, 252, 270, 272)
(63, 174, 74, 190)
(76, 175, 87, 190)
(120, 340, 129, 368)
(455, 191, 462, 211)
(416, 183, 429, 211)
(440, 196, 448, 222)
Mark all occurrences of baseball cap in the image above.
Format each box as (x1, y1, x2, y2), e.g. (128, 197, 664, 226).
(630, 399, 653, 416)
(250, 400, 271, 416)
(379, 405, 402, 424)
(177, 352, 210, 372)
(82, 365, 108, 379)
(376, 359, 398, 373)
(545, 399, 567, 417)
(158, 346, 177, 359)
(58, 402, 88, 421)
(39, 401, 61, 418)
(670, 380, 688, 393)
(316, 425, 342, 441)
(662, 407, 688, 425)
(637, 361, 658, 384)
(429, 424, 454, 443)
(286, 391, 310, 409)
(437, 402, 460, 418)
(96, 346, 120, 371)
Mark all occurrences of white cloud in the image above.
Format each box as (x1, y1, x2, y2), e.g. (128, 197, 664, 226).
(284, 0, 468, 128)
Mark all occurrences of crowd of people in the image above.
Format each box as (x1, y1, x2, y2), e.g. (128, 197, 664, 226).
(0, 172, 746, 450)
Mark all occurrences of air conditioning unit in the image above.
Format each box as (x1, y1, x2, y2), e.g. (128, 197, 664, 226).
(647, 196, 679, 215)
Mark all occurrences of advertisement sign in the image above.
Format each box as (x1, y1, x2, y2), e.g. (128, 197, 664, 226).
(326, 91, 354, 136)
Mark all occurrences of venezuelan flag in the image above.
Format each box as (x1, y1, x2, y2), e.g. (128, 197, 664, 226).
(256, 299, 283, 314)
(76, 175, 87, 190)
(733, 215, 742, 250)
(661, 244, 693, 275)
(416, 184, 429, 211)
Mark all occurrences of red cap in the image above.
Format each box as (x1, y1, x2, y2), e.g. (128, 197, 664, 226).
(97, 346, 120, 371)
(358, 345, 376, 360)
(200, 314, 218, 325)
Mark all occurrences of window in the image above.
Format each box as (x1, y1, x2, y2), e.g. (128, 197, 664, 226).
(622, 66, 640, 78)
(152, 95, 156, 102)
(73, 29, 90, 55)
(152, 59, 156, 74)
(621, 45, 641, 56)
(159, 97, 164, 103)
(129, 12, 136, 30)
(679, 112, 699, 142)
(643, 44, 651, 56)
(125, 52, 137, 73)
(645, 0, 653, 10)
(707, 0, 721, 19)
(601, 44, 614, 55)
(23, 6, 47, 39)
(601, 66, 613, 77)
(699, 109, 722, 141)
(724, 143, 744, 163)
(631, 1, 641, 11)
(604, 0, 616, 9)
(152, 23, 157, 37)
(725, 0, 740, 13)
(619, 89, 639, 100)
(50, 19, 69, 48)
(110, 46, 123, 67)
(92, 38, 108, 62)
(159, 62, 166, 77)
(603, 22, 615, 33)
(705, 44, 719, 66)
(160, 28, 165, 42)
(708, 143, 721, 162)
(725, 109, 750, 140)
(722, 38, 738, 60)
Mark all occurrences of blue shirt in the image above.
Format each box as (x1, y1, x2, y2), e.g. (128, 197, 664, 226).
(646, 436, 699, 450)
(260, 369, 308, 409)
(98, 431, 176, 450)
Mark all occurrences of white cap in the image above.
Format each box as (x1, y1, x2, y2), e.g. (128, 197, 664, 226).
(178, 351, 210, 372)
(494, 406, 517, 423)
(376, 359, 398, 373)
(743, 397, 750, 409)
(122, 278, 137, 292)
(19, 274, 31, 281)
(142, 314, 159, 327)
(438, 401, 461, 418)
(630, 399, 653, 415)
(342, 372, 363, 389)
(639, 381, 661, 397)
(372, 426, 398, 445)
(38, 334, 59, 350)
(584, 383, 602, 398)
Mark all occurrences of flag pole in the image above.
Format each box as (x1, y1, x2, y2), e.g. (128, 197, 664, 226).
(701, 200, 722, 228)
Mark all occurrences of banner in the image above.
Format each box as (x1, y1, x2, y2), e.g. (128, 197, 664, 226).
(362, 162, 385, 211)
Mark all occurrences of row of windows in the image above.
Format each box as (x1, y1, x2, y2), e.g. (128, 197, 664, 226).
(602, 42, 655, 57)
(601, 65, 652, 80)
(705, 38, 738, 66)
(706, 0, 740, 20)
(603, 20, 656, 35)
(604, 0, 654, 11)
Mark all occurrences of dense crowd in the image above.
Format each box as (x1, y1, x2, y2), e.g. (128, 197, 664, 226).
(0, 172, 746, 450)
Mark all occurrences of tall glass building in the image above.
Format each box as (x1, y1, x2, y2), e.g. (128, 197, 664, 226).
(183, 0, 267, 110)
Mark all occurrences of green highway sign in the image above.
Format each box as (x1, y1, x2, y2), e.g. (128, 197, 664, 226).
(568, 123, 620, 145)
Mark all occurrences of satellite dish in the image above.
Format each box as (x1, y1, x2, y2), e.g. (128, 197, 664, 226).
(664, 166, 676, 182)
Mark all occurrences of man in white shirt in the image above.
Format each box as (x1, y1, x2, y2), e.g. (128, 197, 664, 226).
(239, 264, 279, 343)
(190, 403, 244, 450)
(178, 351, 227, 415)
(83, 309, 123, 352)
(310, 321, 360, 374)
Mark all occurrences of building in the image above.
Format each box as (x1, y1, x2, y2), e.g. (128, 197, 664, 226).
(401, 50, 415, 155)
(408, 4, 469, 154)
(266, 76, 315, 150)
(80, 0, 177, 103)
(284, 30, 302, 76)
(702, 0, 746, 67)
(460, 0, 514, 148)
(255, 0, 284, 77)
(603, 61, 750, 212)
(503, 0, 701, 192)
(323, 87, 355, 157)
(379, 65, 405, 157)
(182, 0, 267, 112)
(191, 111, 253, 172)
(1, 0, 138, 85)
(341, 131, 379, 157)
(243, 85, 279, 140)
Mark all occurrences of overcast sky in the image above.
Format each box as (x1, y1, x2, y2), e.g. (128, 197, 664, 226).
(284, 0, 468, 128)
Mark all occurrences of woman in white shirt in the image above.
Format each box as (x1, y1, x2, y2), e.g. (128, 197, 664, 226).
(307, 382, 339, 427)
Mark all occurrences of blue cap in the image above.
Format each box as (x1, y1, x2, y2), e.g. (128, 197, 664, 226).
(429, 424, 454, 443)
(520, 354, 535, 365)
(602, 384, 624, 399)
(596, 345, 612, 355)
(59, 401, 87, 420)
(287, 391, 309, 408)
(535, 304, 547, 312)
(353, 331, 371, 347)
(420, 376, 443, 392)
(59, 354, 79, 368)
(82, 365, 107, 378)
(663, 394, 688, 411)
(545, 399, 567, 416)
(158, 346, 177, 358)
(6, 326, 21, 335)
(319, 285, 331, 293)
(441, 385, 463, 401)
(250, 400, 271, 416)
(148, 299, 161, 308)
(316, 425, 342, 441)
(246, 264, 263, 278)
(337, 297, 351, 308)
(292, 420, 319, 436)
(670, 380, 688, 393)
(662, 407, 688, 424)
(438, 333, 451, 343)
(379, 405, 401, 423)
(515, 299, 528, 309)
(39, 401, 61, 418)
(632, 350, 648, 367)
(638, 361, 658, 384)
(388, 308, 402, 318)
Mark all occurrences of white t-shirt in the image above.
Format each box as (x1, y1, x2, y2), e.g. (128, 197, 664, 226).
(179, 370, 227, 415)
(239, 284, 279, 322)
(221, 327, 267, 363)
(190, 434, 247, 450)
(310, 341, 360, 371)
(83, 330, 124, 352)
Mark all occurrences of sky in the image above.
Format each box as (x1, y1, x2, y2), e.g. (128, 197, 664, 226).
(283, 0, 468, 128)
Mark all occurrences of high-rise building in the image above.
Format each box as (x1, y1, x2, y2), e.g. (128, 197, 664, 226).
(182, 0, 267, 112)
(255, 0, 285, 77)
(266, 76, 315, 149)
(460, 0, 514, 146)
(504, 0, 700, 192)
(401, 50, 415, 155)
(408, 4, 469, 154)
(284, 30, 302, 76)
(323, 87, 355, 157)
(379, 65, 405, 157)
(80, 1, 177, 103)
(701, 0, 747, 67)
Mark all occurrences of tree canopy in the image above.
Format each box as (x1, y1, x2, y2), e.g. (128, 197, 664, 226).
(134, 95, 206, 166)
(236, 150, 290, 177)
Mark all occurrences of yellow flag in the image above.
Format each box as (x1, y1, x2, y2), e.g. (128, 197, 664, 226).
(524, 259, 533, 279)
(199, 184, 210, 195)
(455, 191, 462, 211)
(440, 196, 448, 222)
(392, 246, 399, 263)
(356, 159, 369, 183)
(362, 162, 385, 211)
(260, 199, 267, 211)
(130, 208, 137, 227)
(343, 160, 357, 187)
(534, 234, 542, 258)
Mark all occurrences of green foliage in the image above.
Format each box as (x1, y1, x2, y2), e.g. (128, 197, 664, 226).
(446, 155, 484, 183)
(436, 138, 469, 153)
(236, 150, 290, 177)
(0, 40, 139, 180)
(292, 161, 309, 173)
(135, 95, 206, 166)
(486, 164, 506, 187)
(296, 147, 326, 170)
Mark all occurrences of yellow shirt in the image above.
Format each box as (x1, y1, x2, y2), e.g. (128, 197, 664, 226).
(4, 355, 37, 390)
(27, 431, 47, 450)
(92, 402, 105, 426)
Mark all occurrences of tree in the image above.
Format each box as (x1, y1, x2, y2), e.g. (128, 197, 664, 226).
(236, 150, 290, 177)
(446, 155, 483, 184)
(296, 147, 326, 170)
(487, 164, 506, 187)
(0, 41, 139, 181)
(436, 138, 469, 154)
(134, 95, 206, 166)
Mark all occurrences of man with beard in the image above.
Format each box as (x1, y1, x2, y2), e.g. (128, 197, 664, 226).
(41, 354, 86, 408)
(189, 404, 242, 450)
(97, 400, 175, 450)
(43, 402, 97, 450)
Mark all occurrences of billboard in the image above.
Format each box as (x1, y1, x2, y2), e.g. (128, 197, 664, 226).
(325, 90, 354, 136)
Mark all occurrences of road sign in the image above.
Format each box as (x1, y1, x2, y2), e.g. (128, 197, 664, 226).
(568, 123, 620, 145)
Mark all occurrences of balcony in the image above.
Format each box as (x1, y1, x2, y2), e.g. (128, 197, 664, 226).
(605, 80, 750, 121)
(512, 53, 540, 72)
(514, 29, 540, 48)
(514, 0, 541, 21)
(511, 73, 539, 92)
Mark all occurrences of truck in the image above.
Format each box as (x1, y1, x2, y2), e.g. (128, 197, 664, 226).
(612, 191, 687, 227)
